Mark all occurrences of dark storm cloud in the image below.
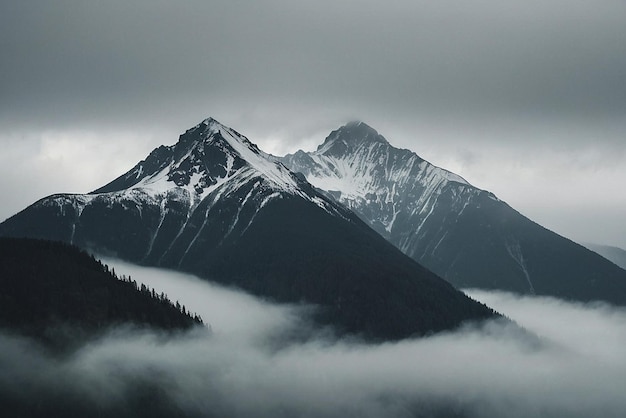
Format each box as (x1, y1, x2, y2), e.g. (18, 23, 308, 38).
(2, 263, 626, 417)
(1, 0, 625, 131)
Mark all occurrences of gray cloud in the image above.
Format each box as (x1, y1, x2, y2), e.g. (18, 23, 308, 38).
(1, 0, 625, 247)
(2, 262, 626, 417)
(1, 0, 624, 129)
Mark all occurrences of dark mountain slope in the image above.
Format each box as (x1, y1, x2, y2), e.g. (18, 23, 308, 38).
(432, 192, 626, 303)
(0, 237, 202, 347)
(188, 194, 495, 340)
(0, 238, 203, 418)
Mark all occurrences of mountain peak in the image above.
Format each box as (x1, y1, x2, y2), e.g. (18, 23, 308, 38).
(316, 121, 389, 156)
(191, 116, 225, 130)
(184, 117, 245, 145)
(343, 120, 372, 130)
(201, 116, 218, 125)
(92, 118, 334, 214)
(195, 117, 234, 137)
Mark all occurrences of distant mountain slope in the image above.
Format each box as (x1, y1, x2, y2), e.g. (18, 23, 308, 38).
(0, 237, 202, 347)
(584, 243, 626, 270)
(281, 122, 626, 305)
(0, 118, 497, 341)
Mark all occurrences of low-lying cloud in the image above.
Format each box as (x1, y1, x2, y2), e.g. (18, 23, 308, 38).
(1, 260, 625, 417)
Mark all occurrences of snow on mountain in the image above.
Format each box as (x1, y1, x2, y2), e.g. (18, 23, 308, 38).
(91, 117, 337, 214)
(281, 122, 626, 305)
(13, 118, 352, 266)
(0, 118, 499, 340)
(281, 121, 484, 255)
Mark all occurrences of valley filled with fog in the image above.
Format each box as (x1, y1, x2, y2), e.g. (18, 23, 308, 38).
(1, 259, 625, 418)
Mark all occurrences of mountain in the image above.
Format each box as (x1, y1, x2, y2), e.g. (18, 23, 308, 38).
(0, 118, 497, 341)
(0, 237, 202, 349)
(280, 121, 626, 305)
(0, 239, 201, 418)
(584, 243, 626, 271)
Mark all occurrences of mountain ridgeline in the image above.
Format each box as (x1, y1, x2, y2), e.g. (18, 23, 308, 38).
(0, 239, 205, 418)
(584, 243, 626, 271)
(0, 118, 497, 341)
(280, 122, 626, 305)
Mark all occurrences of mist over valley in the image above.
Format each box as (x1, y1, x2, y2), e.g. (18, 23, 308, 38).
(2, 259, 625, 418)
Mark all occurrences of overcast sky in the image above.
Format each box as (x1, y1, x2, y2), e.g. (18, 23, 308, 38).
(1, 0, 625, 248)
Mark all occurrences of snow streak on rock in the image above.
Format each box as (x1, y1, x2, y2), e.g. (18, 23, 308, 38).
(280, 121, 478, 261)
(27, 118, 352, 265)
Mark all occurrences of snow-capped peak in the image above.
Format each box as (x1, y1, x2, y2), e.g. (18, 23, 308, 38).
(315, 121, 389, 156)
(192, 118, 304, 193)
(92, 117, 340, 215)
(281, 121, 473, 234)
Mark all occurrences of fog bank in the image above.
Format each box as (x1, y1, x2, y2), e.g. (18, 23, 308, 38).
(1, 261, 625, 417)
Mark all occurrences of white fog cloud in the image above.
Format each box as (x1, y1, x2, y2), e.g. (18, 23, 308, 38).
(1, 262, 625, 417)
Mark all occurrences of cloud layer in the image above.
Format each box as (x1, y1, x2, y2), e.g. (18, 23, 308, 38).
(2, 0, 625, 129)
(1, 0, 625, 247)
(1, 261, 625, 417)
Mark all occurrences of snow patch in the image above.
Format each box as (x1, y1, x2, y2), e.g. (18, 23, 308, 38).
(505, 238, 535, 294)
